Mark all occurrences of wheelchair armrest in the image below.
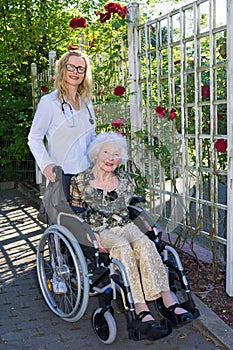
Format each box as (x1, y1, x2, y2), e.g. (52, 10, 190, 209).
(129, 195, 146, 205)
(145, 230, 165, 253)
(55, 203, 85, 215)
(55, 203, 74, 214)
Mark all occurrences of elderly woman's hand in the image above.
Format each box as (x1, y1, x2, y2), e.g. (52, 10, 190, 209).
(87, 233, 108, 253)
(95, 233, 108, 253)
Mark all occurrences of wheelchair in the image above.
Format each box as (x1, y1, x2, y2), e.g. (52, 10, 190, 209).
(36, 167, 200, 344)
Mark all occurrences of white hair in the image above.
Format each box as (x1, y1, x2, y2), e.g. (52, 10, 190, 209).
(88, 132, 128, 164)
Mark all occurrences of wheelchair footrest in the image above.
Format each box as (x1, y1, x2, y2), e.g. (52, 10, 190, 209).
(180, 300, 200, 320)
(127, 318, 172, 341)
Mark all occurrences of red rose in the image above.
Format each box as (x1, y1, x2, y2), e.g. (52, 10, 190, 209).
(118, 5, 128, 18)
(68, 43, 79, 50)
(41, 85, 48, 93)
(112, 118, 127, 128)
(155, 106, 167, 118)
(69, 17, 86, 29)
(98, 89, 105, 95)
(114, 86, 125, 96)
(169, 108, 177, 120)
(215, 139, 227, 152)
(105, 2, 121, 14)
(201, 85, 210, 98)
(95, 11, 111, 23)
(104, 3, 128, 18)
(50, 77, 55, 82)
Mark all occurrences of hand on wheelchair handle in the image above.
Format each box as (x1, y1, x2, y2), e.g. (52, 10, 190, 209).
(43, 163, 57, 182)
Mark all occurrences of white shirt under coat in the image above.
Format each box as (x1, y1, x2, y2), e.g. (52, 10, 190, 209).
(28, 90, 96, 175)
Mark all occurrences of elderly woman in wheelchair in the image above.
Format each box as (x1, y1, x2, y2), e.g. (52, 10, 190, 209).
(37, 132, 199, 344)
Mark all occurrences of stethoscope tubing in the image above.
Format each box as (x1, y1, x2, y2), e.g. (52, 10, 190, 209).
(61, 96, 94, 125)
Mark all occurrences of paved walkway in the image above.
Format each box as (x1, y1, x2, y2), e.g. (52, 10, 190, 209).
(1, 186, 233, 350)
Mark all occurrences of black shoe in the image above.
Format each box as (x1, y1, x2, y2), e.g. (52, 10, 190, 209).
(163, 303, 194, 328)
(128, 311, 172, 341)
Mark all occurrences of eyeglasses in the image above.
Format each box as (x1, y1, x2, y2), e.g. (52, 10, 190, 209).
(66, 63, 86, 74)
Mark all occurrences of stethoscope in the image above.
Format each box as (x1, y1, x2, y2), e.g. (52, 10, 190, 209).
(61, 97, 94, 127)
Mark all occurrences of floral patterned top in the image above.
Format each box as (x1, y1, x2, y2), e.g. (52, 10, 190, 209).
(70, 167, 135, 231)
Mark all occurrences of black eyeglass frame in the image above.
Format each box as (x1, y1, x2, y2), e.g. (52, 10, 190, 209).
(66, 63, 86, 74)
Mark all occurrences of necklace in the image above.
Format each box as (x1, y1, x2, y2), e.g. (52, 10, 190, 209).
(92, 172, 118, 206)
(94, 174, 116, 190)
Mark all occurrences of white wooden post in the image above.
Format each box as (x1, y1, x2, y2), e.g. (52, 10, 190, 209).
(31, 63, 38, 111)
(226, 0, 233, 296)
(31, 62, 42, 185)
(127, 2, 146, 176)
(127, 3, 142, 132)
(48, 50, 56, 78)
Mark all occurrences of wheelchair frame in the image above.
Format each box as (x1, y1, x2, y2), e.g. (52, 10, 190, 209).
(36, 199, 200, 344)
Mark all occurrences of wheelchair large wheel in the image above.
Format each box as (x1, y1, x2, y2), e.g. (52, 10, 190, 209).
(37, 225, 89, 322)
(92, 308, 117, 344)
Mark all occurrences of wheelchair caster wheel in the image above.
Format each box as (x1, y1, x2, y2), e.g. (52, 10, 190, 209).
(92, 308, 117, 344)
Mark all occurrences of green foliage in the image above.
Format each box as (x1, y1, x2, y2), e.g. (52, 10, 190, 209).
(0, 0, 228, 185)
(0, 90, 33, 181)
(0, 0, 130, 181)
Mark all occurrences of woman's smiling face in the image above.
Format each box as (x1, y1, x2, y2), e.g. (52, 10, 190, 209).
(65, 55, 86, 88)
(96, 142, 121, 172)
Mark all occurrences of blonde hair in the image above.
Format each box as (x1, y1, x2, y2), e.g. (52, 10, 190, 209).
(88, 132, 128, 164)
(54, 51, 92, 103)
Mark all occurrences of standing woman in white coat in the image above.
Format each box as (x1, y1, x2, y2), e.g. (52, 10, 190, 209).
(28, 50, 96, 199)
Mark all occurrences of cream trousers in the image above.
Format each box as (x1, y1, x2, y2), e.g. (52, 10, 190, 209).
(99, 222, 170, 304)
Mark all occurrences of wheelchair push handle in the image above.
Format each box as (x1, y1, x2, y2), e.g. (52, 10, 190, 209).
(52, 165, 63, 181)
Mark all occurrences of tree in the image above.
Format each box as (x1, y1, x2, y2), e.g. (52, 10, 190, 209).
(0, 0, 190, 181)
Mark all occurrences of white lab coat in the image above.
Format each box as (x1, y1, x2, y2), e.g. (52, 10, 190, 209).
(28, 90, 96, 175)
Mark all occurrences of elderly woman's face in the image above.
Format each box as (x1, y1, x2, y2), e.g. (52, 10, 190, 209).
(96, 142, 121, 172)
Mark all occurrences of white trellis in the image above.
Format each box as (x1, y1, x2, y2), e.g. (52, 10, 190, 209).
(127, 0, 233, 296)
